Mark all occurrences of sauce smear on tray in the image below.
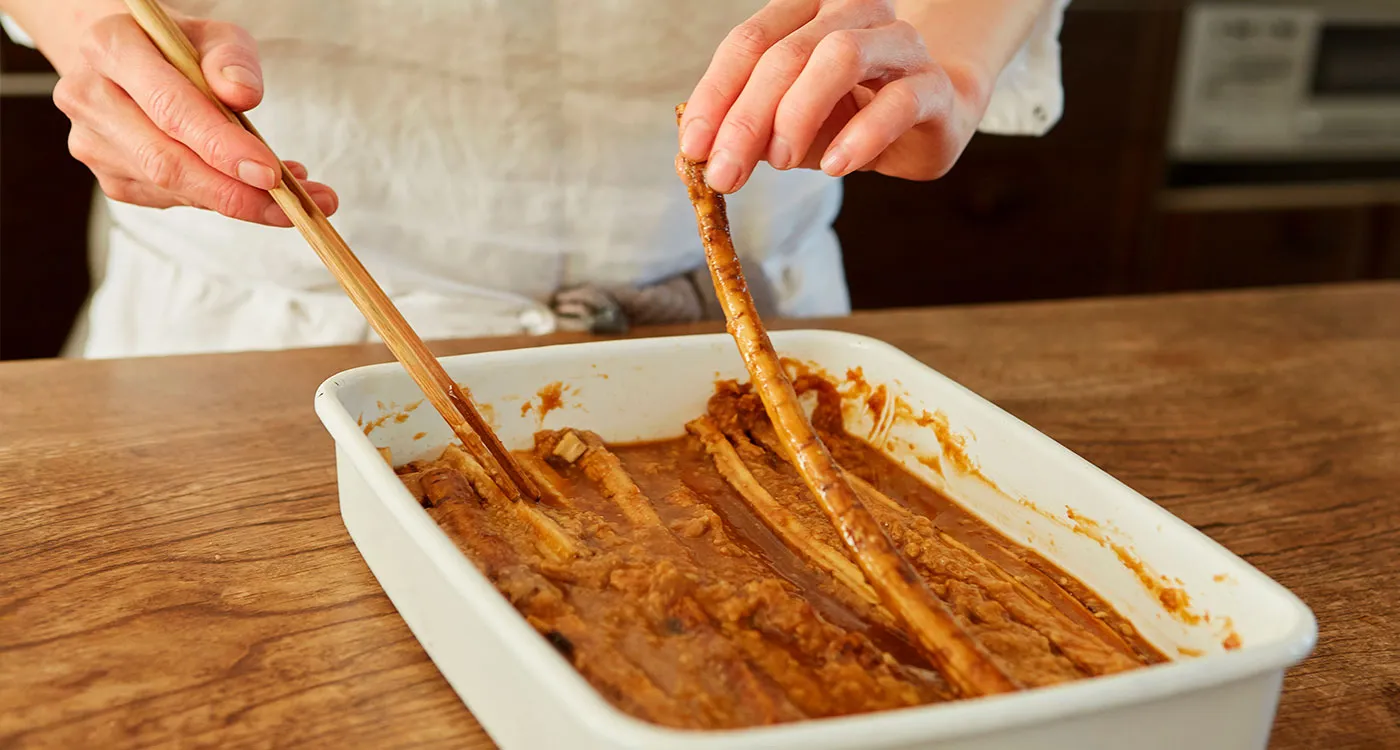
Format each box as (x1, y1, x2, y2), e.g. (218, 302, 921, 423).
(393, 378, 1167, 729)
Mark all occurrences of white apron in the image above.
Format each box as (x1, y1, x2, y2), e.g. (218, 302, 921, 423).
(6, 1, 1070, 358)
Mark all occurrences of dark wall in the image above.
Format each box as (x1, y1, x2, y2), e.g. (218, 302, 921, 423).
(1, 36, 93, 359)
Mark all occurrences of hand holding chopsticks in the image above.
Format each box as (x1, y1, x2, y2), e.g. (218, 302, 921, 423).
(121, 0, 538, 502)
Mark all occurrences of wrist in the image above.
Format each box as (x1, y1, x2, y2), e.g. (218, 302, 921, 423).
(1, 0, 130, 75)
(897, 0, 1050, 121)
(939, 54, 996, 121)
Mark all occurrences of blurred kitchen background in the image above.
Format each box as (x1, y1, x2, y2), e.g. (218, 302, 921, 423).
(2, 0, 1398, 361)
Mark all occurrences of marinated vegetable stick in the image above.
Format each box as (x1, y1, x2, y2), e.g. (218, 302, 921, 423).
(440, 444, 583, 563)
(441, 444, 510, 504)
(428, 494, 690, 726)
(840, 472, 1141, 674)
(837, 469, 906, 515)
(935, 532, 1141, 673)
(562, 431, 664, 528)
(421, 466, 478, 507)
(397, 470, 429, 507)
(518, 508, 584, 563)
(675, 105, 1017, 698)
(552, 437, 931, 718)
(739, 401, 1139, 673)
(604, 561, 811, 726)
(688, 416, 881, 607)
(515, 453, 578, 511)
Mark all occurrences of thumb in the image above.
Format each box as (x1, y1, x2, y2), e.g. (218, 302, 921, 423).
(188, 19, 264, 113)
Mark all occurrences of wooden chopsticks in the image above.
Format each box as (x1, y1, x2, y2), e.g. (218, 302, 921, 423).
(123, 0, 538, 502)
(674, 104, 1018, 697)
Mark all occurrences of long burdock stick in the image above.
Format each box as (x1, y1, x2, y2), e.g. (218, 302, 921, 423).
(675, 104, 1017, 698)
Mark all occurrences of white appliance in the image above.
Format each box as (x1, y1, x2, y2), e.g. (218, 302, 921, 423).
(1170, 1, 1400, 161)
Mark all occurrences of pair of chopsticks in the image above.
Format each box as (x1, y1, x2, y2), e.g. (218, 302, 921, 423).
(122, 0, 538, 502)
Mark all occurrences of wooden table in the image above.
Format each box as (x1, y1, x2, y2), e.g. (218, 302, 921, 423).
(2, 283, 1397, 749)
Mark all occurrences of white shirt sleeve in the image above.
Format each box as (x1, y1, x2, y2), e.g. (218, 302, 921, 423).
(976, 0, 1071, 137)
(1, 14, 36, 48)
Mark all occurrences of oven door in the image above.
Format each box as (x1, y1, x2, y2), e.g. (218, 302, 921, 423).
(1300, 19, 1400, 155)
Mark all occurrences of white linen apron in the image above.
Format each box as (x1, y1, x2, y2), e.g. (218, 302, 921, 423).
(6, 1, 1070, 358)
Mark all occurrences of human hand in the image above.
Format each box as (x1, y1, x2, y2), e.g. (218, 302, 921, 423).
(680, 0, 991, 193)
(53, 11, 337, 226)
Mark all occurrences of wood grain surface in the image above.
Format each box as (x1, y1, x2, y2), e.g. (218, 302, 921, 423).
(2, 282, 1397, 749)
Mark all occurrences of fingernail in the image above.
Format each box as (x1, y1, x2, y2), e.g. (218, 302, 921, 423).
(821, 144, 851, 177)
(706, 151, 739, 193)
(680, 117, 712, 160)
(769, 136, 793, 170)
(262, 202, 292, 227)
(221, 65, 262, 92)
(237, 160, 278, 190)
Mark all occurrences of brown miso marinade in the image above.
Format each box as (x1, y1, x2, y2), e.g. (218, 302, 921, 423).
(402, 378, 1165, 729)
(686, 416, 883, 608)
(789, 378, 1163, 665)
(702, 388, 1083, 686)
(536, 427, 946, 721)
(426, 449, 802, 727)
(422, 475, 689, 725)
(717, 384, 1145, 678)
(678, 388, 1165, 672)
(732, 378, 1161, 669)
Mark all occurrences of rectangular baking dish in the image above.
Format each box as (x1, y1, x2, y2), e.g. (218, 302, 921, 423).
(314, 330, 1316, 750)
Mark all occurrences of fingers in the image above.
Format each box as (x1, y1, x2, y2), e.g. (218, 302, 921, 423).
(63, 69, 268, 221)
(188, 20, 264, 113)
(284, 161, 309, 181)
(254, 162, 341, 227)
(64, 76, 335, 226)
(705, 2, 897, 192)
(824, 70, 954, 178)
(684, 1, 970, 189)
(59, 14, 338, 227)
(790, 90, 862, 171)
(78, 134, 339, 228)
(298, 182, 340, 219)
(772, 21, 927, 172)
(260, 180, 339, 226)
(680, 0, 817, 162)
(81, 14, 281, 191)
